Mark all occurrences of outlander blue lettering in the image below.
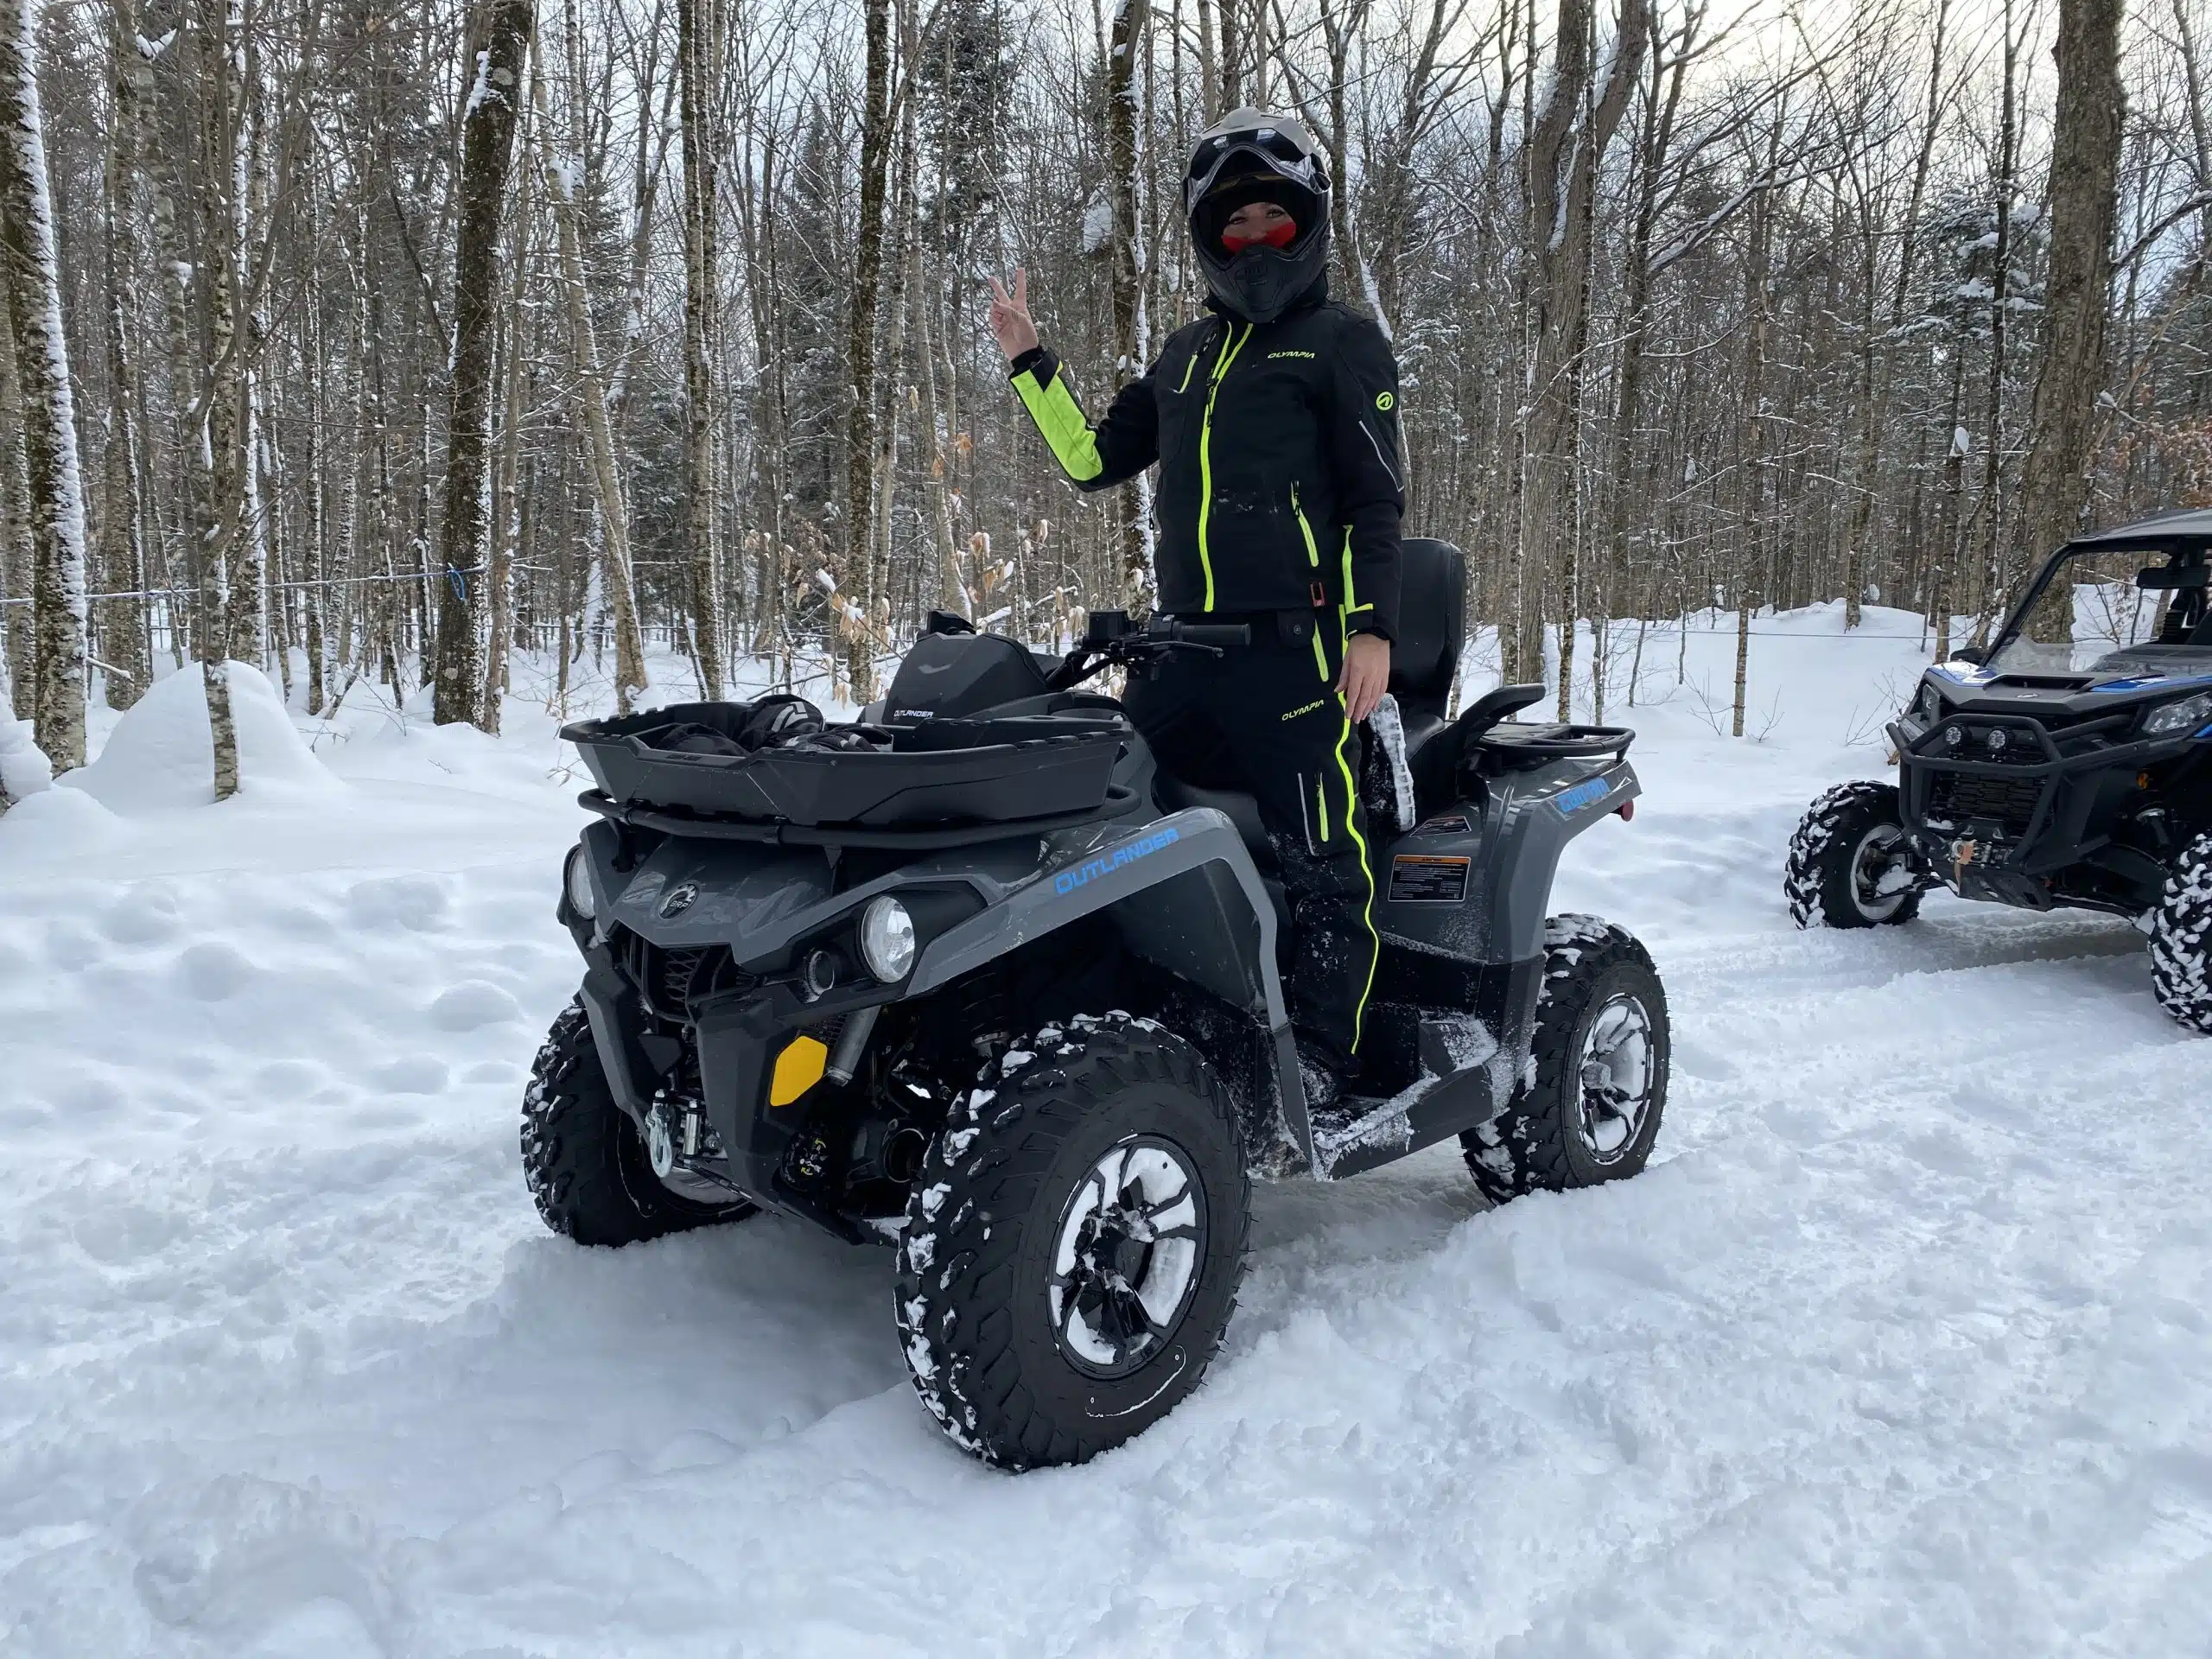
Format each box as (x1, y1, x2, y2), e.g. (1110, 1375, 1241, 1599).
(1053, 827, 1183, 894)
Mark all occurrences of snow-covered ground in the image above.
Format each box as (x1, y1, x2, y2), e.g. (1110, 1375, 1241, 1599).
(3, 609, 2207, 1657)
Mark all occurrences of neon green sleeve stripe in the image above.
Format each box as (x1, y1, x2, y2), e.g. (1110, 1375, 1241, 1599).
(1013, 368, 1104, 483)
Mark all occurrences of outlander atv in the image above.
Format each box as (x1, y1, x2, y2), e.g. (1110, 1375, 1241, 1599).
(524, 538, 1669, 1468)
(1789, 507, 2212, 1033)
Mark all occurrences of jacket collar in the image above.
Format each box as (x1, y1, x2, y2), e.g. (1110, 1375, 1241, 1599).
(1204, 269, 1329, 325)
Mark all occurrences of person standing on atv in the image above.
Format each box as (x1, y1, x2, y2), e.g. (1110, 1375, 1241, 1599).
(988, 109, 1404, 1108)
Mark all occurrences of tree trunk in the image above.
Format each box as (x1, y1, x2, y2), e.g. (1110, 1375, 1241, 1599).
(484, 88, 538, 733)
(842, 0, 893, 699)
(677, 0, 724, 696)
(538, 60, 648, 713)
(100, 0, 151, 711)
(0, 244, 31, 718)
(435, 0, 533, 727)
(1521, 0, 1649, 705)
(2023, 0, 2125, 642)
(0, 0, 89, 772)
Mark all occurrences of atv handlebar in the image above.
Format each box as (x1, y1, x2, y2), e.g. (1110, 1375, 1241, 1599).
(1155, 622, 1254, 648)
(1045, 613, 1253, 690)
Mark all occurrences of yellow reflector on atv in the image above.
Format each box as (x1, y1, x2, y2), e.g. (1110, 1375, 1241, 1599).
(769, 1035, 829, 1106)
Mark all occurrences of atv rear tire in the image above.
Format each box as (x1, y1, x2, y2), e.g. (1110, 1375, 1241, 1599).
(2151, 832, 2212, 1035)
(521, 996, 756, 1246)
(894, 1014, 1249, 1470)
(1462, 916, 1669, 1205)
(1787, 780, 1925, 928)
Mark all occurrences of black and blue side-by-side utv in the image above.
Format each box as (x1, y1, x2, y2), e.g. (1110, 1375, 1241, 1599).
(524, 539, 1669, 1468)
(1789, 508, 2212, 1033)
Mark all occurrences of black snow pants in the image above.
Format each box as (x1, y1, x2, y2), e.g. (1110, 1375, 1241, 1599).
(1122, 614, 1378, 1077)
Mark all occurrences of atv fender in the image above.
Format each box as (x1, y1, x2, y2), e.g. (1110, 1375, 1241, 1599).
(910, 807, 1312, 1166)
(1486, 758, 1643, 963)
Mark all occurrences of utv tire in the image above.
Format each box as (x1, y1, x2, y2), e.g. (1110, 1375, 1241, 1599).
(1787, 781, 1925, 928)
(2151, 832, 2212, 1035)
(521, 995, 756, 1246)
(1462, 916, 1669, 1206)
(894, 1013, 1249, 1470)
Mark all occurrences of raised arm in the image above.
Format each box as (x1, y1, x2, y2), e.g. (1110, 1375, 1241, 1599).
(989, 270, 1159, 493)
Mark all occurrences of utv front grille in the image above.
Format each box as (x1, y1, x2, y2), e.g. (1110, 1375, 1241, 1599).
(1925, 770, 2046, 834)
(613, 928, 750, 1020)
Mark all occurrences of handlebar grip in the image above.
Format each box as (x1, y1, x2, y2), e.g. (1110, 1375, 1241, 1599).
(1167, 623, 1252, 647)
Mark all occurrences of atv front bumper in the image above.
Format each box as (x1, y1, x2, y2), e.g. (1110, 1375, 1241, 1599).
(1891, 712, 2188, 909)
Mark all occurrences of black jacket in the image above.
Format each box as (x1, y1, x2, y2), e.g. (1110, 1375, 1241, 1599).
(1009, 283, 1404, 641)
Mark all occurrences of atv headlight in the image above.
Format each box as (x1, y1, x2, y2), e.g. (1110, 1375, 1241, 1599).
(2144, 690, 2212, 738)
(859, 896, 917, 982)
(1914, 682, 1943, 725)
(563, 846, 596, 920)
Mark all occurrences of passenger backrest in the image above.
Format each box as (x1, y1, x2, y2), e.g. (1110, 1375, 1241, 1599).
(1388, 538, 1465, 721)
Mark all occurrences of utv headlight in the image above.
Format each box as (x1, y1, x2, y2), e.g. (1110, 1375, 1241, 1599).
(2144, 690, 2212, 738)
(859, 896, 917, 982)
(1914, 682, 1943, 725)
(563, 847, 597, 919)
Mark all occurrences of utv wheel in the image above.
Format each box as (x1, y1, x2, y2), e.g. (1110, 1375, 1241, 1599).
(894, 1013, 1249, 1470)
(1787, 780, 1926, 928)
(1462, 916, 1669, 1205)
(2150, 832, 2212, 1035)
(521, 995, 756, 1246)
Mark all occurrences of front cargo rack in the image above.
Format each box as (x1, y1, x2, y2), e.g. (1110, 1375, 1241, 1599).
(563, 700, 1128, 829)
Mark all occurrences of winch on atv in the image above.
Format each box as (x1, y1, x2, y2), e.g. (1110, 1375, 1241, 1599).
(522, 538, 1669, 1468)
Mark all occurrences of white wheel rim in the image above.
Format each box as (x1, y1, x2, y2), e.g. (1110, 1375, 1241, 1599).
(1851, 822, 1913, 920)
(1575, 994, 1657, 1164)
(1047, 1136, 1207, 1378)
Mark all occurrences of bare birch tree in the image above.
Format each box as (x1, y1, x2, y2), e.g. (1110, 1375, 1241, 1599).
(0, 0, 88, 771)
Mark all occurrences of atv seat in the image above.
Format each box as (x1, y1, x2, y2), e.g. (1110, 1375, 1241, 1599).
(1154, 772, 1279, 872)
(1388, 538, 1467, 757)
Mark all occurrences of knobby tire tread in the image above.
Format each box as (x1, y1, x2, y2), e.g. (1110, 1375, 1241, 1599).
(894, 1014, 1249, 1470)
(1786, 780, 1923, 930)
(1461, 915, 1667, 1206)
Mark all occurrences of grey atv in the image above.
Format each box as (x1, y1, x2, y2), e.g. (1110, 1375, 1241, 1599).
(1789, 507, 2212, 1033)
(525, 538, 1669, 1468)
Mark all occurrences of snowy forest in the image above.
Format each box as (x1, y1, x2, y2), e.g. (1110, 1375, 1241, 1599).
(0, 0, 2197, 794)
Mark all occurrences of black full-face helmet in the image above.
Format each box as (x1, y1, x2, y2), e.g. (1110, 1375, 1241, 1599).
(1184, 108, 1332, 326)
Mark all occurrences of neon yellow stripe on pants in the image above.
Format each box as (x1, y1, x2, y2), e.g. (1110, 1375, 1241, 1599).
(1308, 607, 1379, 1054)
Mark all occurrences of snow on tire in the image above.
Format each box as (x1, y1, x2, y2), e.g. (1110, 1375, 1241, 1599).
(1786, 780, 1924, 929)
(1462, 915, 1669, 1206)
(893, 1012, 1249, 1470)
(2151, 833, 2212, 1035)
(521, 995, 754, 1247)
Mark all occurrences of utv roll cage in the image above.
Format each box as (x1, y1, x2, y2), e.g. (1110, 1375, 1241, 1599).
(1980, 509, 2212, 666)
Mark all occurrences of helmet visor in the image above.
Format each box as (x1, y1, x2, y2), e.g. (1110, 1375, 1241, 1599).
(1184, 128, 1327, 216)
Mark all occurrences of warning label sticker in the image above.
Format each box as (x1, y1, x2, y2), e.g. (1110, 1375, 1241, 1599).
(1389, 855, 1471, 904)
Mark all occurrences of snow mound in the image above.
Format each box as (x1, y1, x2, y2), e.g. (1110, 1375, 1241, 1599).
(0, 712, 52, 801)
(66, 663, 339, 812)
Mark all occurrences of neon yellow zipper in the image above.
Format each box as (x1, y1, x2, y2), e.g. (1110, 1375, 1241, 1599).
(1292, 482, 1321, 570)
(1196, 322, 1252, 610)
(1293, 484, 1331, 678)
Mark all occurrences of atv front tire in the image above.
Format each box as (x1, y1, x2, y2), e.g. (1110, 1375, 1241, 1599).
(521, 996, 756, 1246)
(1462, 916, 1669, 1205)
(894, 1014, 1249, 1470)
(1787, 780, 1925, 928)
(2151, 832, 2212, 1035)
